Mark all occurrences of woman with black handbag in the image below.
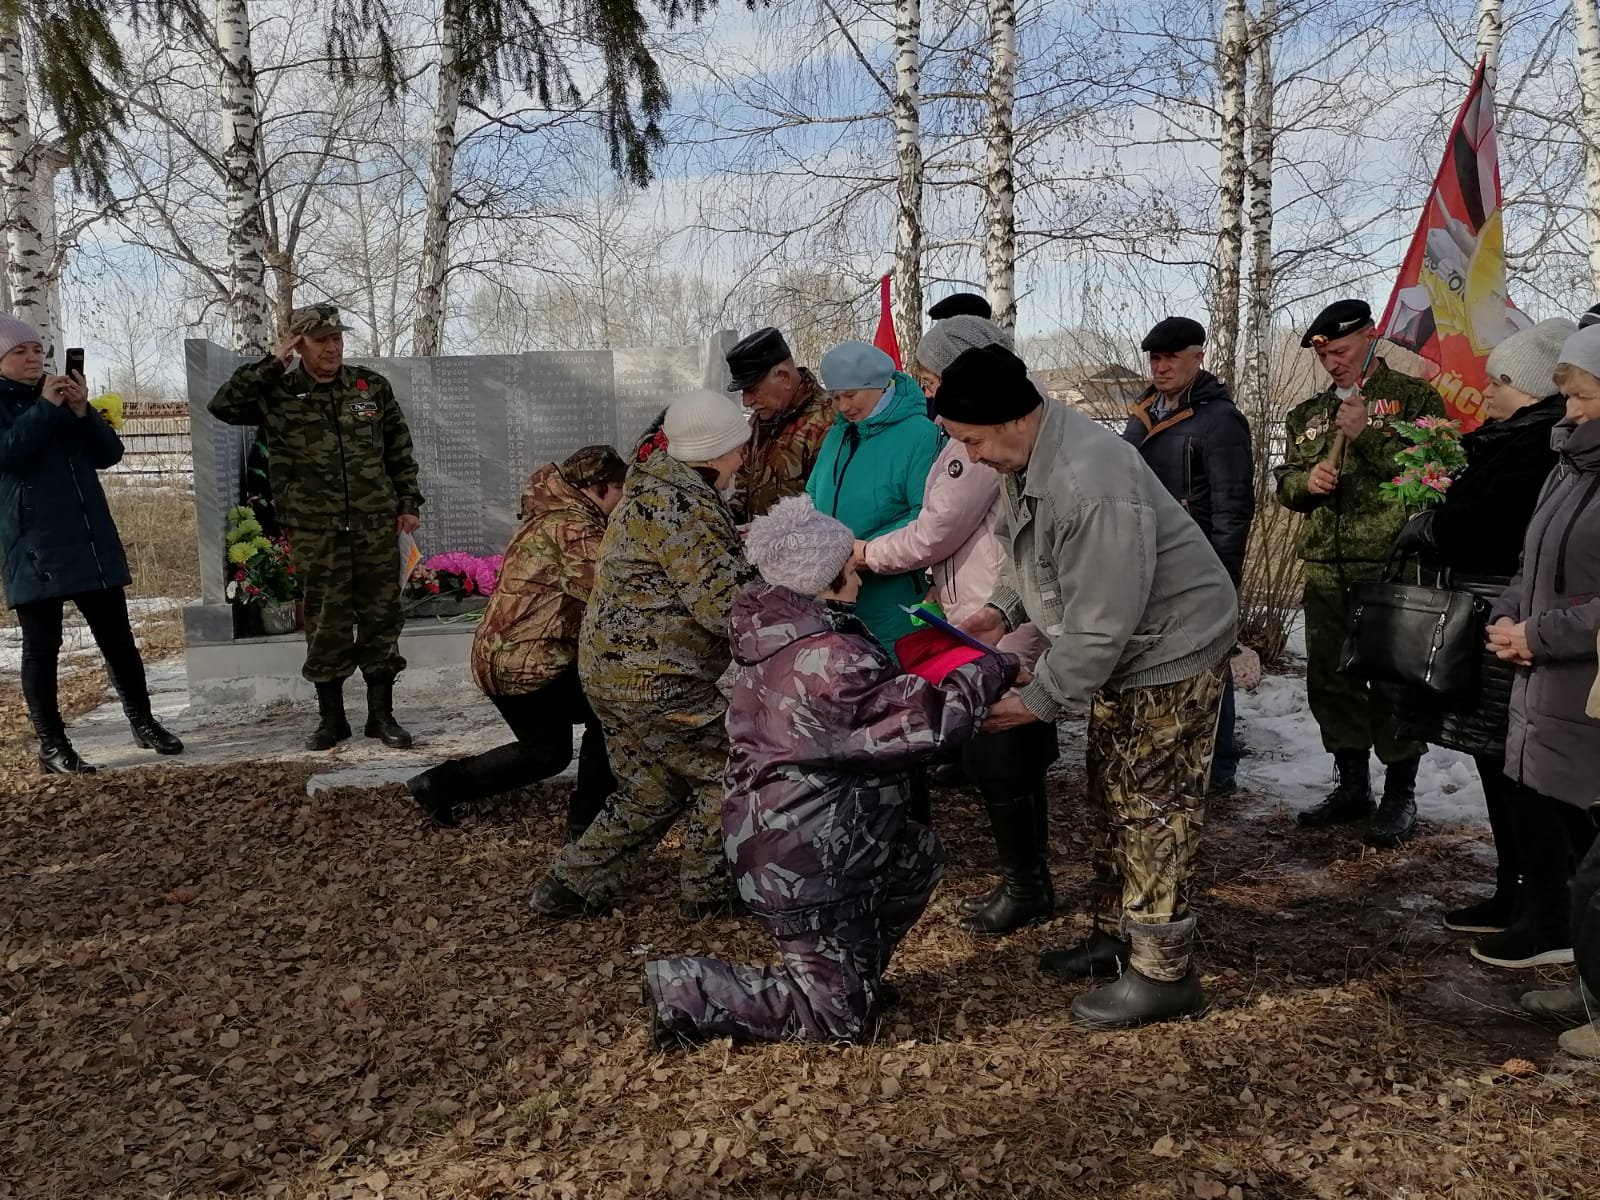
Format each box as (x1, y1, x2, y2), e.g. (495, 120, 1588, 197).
(1393, 319, 1570, 961)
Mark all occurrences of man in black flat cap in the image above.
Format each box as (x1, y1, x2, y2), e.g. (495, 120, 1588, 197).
(927, 292, 993, 322)
(724, 327, 832, 523)
(1122, 316, 1254, 794)
(1272, 299, 1444, 846)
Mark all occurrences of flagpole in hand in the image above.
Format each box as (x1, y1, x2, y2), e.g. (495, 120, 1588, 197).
(1321, 337, 1382, 478)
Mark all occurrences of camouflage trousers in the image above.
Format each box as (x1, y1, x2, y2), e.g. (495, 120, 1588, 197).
(548, 687, 732, 906)
(1085, 664, 1225, 934)
(287, 525, 405, 684)
(643, 822, 943, 1044)
(1303, 564, 1424, 765)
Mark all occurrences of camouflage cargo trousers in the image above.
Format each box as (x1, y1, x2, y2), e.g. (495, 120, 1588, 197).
(644, 821, 943, 1044)
(287, 524, 405, 684)
(1303, 564, 1425, 765)
(549, 687, 733, 906)
(1085, 664, 1225, 933)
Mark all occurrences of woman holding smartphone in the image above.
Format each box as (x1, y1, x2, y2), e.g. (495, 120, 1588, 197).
(0, 315, 182, 772)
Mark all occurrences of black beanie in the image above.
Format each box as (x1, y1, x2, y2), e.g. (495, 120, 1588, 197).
(933, 343, 1043, 425)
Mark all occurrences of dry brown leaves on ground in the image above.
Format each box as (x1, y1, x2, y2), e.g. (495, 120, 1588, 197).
(1, 756, 1596, 1199)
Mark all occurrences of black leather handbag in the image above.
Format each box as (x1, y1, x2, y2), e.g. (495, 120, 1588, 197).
(1337, 554, 1489, 695)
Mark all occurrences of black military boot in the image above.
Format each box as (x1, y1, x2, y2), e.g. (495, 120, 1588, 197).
(363, 675, 414, 749)
(959, 784, 1054, 935)
(127, 711, 184, 755)
(1070, 916, 1204, 1029)
(1297, 751, 1374, 828)
(38, 733, 96, 775)
(1039, 927, 1130, 980)
(306, 679, 352, 751)
(1365, 756, 1420, 847)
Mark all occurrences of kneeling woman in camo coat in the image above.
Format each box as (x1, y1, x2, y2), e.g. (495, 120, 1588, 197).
(643, 496, 1017, 1047)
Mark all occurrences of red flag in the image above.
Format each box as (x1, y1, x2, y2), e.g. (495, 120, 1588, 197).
(873, 273, 901, 367)
(1377, 59, 1524, 431)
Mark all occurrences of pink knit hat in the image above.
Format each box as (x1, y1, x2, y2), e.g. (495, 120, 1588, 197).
(0, 314, 43, 361)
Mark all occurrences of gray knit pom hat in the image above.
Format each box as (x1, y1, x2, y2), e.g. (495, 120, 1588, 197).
(745, 495, 856, 596)
(912, 315, 1015, 377)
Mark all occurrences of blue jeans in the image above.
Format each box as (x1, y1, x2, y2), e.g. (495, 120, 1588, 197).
(1211, 674, 1238, 786)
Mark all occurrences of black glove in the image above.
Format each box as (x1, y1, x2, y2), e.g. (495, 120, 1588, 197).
(1394, 508, 1439, 557)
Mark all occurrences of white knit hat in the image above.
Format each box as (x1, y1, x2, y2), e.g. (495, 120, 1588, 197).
(745, 495, 856, 596)
(1487, 318, 1575, 399)
(912, 315, 1015, 376)
(663, 389, 752, 463)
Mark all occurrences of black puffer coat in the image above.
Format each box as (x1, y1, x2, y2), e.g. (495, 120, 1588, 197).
(1121, 371, 1254, 585)
(1395, 396, 1564, 757)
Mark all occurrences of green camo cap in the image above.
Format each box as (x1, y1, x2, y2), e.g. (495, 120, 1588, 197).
(287, 303, 353, 337)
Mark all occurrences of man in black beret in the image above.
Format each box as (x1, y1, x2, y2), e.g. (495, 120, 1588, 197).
(1122, 316, 1253, 795)
(927, 292, 993, 322)
(940, 343, 1239, 1030)
(1272, 299, 1444, 846)
(724, 327, 831, 523)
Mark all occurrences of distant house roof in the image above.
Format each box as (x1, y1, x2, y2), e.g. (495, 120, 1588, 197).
(1034, 364, 1146, 422)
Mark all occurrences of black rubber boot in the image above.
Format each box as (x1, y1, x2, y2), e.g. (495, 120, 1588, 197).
(306, 680, 352, 751)
(128, 711, 183, 755)
(529, 875, 612, 919)
(1038, 928, 1130, 980)
(959, 784, 1054, 935)
(363, 675, 414, 749)
(1365, 756, 1420, 847)
(406, 770, 458, 828)
(1070, 916, 1204, 1029)
(1297, 751, 1374, 827)
(38, 734, 96, 775)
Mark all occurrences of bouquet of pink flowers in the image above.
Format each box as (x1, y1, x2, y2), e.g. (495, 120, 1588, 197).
(407, 551, 503, 598)
(1379, 416, 1467, 509)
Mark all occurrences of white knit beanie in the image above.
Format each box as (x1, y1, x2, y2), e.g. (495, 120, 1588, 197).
(0, 313, 44, 361)
(745, 495, 856, 596)
(1486, 318, 1574, 399)
(663, 389, 752, 463)
(913, 315, 1015, 377)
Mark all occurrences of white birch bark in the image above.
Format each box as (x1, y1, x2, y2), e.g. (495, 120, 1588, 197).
(891, 0, 924, 346)
(1574, 0, 1600, 290)
(1475, 0, 1502, 87)
(0, 13, 48, 350)
(984, 0, 1018, 328)
(1209, 0, 1250, 383)
(218, 0, 272, 355)
(1242, 2, 1276, 420)
(412, 0, 462, 357)
(33, 143, 66, 358)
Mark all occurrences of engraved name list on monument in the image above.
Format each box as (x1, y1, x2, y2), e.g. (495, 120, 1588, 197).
(410, 356, 489, 554)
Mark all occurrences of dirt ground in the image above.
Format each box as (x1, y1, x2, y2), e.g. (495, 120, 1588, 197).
(2, 668, 1597, 1200)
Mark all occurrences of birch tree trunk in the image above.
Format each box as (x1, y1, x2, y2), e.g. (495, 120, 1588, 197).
(891, 0, 924, 346)
(33, 144, 67, 357)
(1209, 0, 1250, 383)
(984, 0, 1018, 328)
(0, 13, 49, 352)
(219, 0, 272, 355)
(412, 0, 462, 357)
(1242, 1, 1276, 421)
(1475, 0, 1502, 85)
(1574, 0, 1600, 290)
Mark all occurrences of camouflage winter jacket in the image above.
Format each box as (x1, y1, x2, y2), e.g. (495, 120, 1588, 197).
(208, 356, 424, 531)
(471, 463, 609, 696)
(578, 450, 757, 703)
(732, 369, 833, 524)
(722, 584, 1017, 931)
(1272, 361, 1444, 564)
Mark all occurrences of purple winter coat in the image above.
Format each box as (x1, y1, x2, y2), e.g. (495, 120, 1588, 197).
(1491, 418, 1600, 808)
(722, 583, 1017, 929)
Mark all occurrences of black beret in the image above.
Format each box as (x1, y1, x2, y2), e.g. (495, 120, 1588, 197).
(1140, 316, 1206, 353)
(933, 344, 1043, 426)
(927, 292, 992, 321)
(1579, 303, 1600, 329)
(725, 327, 794, 391)
(1300, 299, 1374, 348)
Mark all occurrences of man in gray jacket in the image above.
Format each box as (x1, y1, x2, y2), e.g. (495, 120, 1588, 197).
(943, 344, 1238, 1029)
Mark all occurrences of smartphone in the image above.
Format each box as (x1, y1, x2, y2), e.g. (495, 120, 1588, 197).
(64, 347, 84, 381)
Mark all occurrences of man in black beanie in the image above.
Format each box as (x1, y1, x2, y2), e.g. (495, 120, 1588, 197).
(940, 343, 1238, 1029)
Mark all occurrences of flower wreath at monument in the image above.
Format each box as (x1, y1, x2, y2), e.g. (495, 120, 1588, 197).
(405, 552, 503, 601)
(222, 506, 299, 606)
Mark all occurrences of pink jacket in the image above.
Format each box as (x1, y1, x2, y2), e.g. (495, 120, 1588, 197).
(862, 439, 1048, 661)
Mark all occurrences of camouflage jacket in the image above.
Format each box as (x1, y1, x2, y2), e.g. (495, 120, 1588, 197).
(578, 450, 757, 703)
(723, 583, 1017, 931)
(1272, 361, 1444, 564)
(732, 369, 833, 524)
(471, 464, 608, 696)
(208, 356, 424, 531)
